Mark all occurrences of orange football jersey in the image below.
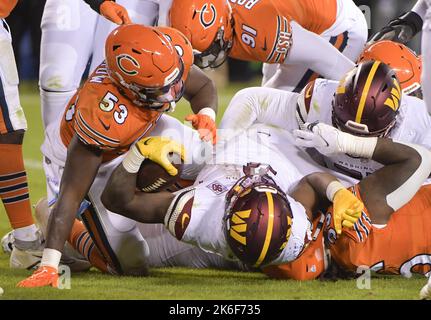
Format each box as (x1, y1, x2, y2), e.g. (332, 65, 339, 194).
(229, 0, 337, 63)
(327, 185, 431, 277)
(263, 213, 327, 280)
(0, 0, 17, 18)
(60, 62, 162, 163)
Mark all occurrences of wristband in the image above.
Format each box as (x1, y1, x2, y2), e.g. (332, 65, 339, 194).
(198, 107, 216, 122)
(122, 145, 146, 173)
(40, 248, 61, 270)
(339, 134, 378, 159)
(326, 181, 345, 202)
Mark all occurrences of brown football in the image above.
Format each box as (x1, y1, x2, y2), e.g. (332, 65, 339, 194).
(136, 152, 183, 193)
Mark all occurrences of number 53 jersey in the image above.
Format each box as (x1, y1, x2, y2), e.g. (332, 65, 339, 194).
(58, 62, 162, 163)
(228, 0, 338, 63)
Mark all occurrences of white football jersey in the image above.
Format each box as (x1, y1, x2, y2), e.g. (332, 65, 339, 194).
(301, 79, 431, 179)
(164, 124, 313, 265)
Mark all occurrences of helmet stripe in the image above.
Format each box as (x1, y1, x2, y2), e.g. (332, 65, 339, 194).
(355, 61, 381, 123)
(254, 192, 275, 267)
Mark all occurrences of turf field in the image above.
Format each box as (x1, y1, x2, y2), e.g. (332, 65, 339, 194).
(0, 82, 427, 300)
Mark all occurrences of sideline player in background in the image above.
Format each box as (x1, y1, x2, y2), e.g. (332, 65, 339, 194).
(0, 0, 44, 268)
(170, 0, 368, 92)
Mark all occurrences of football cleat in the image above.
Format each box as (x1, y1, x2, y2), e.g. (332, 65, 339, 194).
(9, 230, 45, 270)
(1, 231, 14, 254)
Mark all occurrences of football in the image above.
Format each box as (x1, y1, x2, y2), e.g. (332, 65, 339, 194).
(136, 152, 184, 193)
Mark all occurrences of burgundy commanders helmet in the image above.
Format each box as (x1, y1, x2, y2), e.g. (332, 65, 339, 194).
(332, 61, 402, 137)
(224, 165, 292, 268)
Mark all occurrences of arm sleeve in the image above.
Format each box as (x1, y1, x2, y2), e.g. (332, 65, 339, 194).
(412, 0, 429, 20)
(83, 0, 106, 14)
(286, 21, 355, 81)
(218, 87, 299, 139)
(422, 7, 431, 114)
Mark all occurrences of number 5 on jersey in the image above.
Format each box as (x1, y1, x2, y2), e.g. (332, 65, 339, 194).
(100, 92, 128, 125)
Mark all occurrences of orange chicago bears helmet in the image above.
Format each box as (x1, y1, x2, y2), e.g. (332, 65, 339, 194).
(359, 40, 422, 97)
(156, 26, 194, 81)
(105, 24, 184, 112)
(169, 0, 233, 68)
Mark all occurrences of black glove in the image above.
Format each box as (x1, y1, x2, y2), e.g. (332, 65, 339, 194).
(369, 11, 423, 44)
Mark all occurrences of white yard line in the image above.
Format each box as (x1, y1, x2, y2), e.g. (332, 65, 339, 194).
(24, 159, 43, 171)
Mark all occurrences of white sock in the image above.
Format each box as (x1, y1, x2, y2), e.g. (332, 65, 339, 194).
(13, 224, 39, 242)
(40, 89, 76, 129)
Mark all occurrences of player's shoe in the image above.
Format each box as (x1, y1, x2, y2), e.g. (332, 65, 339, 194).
(9, 230, 45, 270)
(17, 266, 59, 288)
(420, 276, 431, 300)
(34, 198, 92, 273)
(1, 231, 14, 254)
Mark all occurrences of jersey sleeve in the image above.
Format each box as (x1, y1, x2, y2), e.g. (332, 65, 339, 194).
(219, 87, 299, 140)
(287, 21, 355, 81)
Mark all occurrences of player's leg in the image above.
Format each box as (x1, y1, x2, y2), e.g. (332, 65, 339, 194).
(89, 0, 159, 71)
(39, 0, 98, 129)
(0, 19, 43, 268)
(82, 157, 151, 276)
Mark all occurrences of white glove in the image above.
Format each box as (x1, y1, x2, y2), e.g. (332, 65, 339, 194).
(293, 122, 378, 158)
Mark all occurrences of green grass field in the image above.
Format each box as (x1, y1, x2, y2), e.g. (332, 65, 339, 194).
(0, 82, 427, 300)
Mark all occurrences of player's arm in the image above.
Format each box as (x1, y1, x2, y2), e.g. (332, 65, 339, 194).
(184, 66, 218, 144)
(294, 122, 431, 224)
(17, 135, 103, 288)
(292, 173, 363, 235)
(218, 87, 298, 140)
(286, 21, 355, 82)
(83, 0, 131, 24)
(369, 0, 426, 43)
(101, 136, 184, 223)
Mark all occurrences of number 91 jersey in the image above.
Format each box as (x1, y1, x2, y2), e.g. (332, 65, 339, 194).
(228, 0, 337, 63)
(60, 62, 162, 163)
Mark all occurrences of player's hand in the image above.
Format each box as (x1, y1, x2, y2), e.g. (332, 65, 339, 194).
(17, 266, 59, 288)
(100, 0, 132, 25)
(369, 11, 423, 44)
(293, 122, 347, 156)
(186, 114, 217, 145)
(332, 188, 364, 235)
(135, 137, 185, 176)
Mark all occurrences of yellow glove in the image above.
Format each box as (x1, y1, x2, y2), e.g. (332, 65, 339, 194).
(136, 137, 185, 176)
(332, 188, 364, 235)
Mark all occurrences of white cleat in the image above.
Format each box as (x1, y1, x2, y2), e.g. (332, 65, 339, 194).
(9, 230, 44, 270)
(420, 276, 431, 300)
(35, 197, 92, 272)
(1, 231, 14, 254)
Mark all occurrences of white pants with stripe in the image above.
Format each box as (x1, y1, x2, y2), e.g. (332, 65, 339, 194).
(0, 20, 27, 134)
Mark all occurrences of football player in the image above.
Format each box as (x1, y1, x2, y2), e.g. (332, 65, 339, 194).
(17, 24, 216, 287)
(97, 98, 429, 281)
(0, 0, 45, 268)
(264, 122, 431, 281)
(169, 0, 368, 92)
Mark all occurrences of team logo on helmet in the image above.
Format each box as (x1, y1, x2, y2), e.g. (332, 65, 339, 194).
(199, 3, 217, 29)
(116, 54, 140, 76)
(384, 78, 402, 111)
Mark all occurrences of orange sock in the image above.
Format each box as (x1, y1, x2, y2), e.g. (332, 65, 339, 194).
(0, 144, 34, 229)
(68, 219, 109, 273)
